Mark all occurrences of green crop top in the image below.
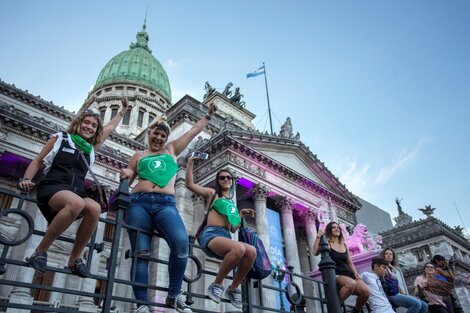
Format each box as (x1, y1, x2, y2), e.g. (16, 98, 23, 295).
(137, 154, 178, 188)
(211, 197, 241, 228)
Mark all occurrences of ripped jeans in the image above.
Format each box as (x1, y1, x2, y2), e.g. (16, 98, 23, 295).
(126, 192, 189, 300)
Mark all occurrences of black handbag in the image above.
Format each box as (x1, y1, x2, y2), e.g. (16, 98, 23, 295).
(80, 153, 109, 213)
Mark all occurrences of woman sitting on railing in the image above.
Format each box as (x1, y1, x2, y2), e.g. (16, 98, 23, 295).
(312, 221, 369, 313)
(18, 97, 128, 278)
(119, 103, 216, 313)
(414, 262, 450, 313)
(185, 156, 256, 309)
(381, 247, 428, 313)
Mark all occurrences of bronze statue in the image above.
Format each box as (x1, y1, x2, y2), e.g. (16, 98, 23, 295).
(230, 87, 245, 107)
(395, 197, 403, 214)
(203, 81, 216, 100)
(222, 82, 233, 98)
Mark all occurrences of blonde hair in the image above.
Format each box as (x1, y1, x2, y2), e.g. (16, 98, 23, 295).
(67, 111, 103, 145)
(148, 115, 171, 135)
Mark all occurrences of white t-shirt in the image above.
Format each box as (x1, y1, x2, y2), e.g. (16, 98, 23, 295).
(361, 272, 395, 313)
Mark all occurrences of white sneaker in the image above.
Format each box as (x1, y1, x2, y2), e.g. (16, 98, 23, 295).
(207, 282, 224, 304)
(135, 305, 151, 313)
(224, 286, 243, 309)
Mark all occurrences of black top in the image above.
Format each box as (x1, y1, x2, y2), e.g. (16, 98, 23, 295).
(40, 133, 90, 193)
(329, 243, 355, 279)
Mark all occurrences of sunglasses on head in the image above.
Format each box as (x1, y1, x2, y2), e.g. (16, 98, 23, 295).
(219, 175, 232, 181)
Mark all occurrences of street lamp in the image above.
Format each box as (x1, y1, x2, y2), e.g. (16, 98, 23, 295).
(272, 261, 286, 311)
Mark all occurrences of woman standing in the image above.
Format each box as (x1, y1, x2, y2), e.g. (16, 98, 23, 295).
(185, 158, 256, 309)
(313, 221, 369, 313)
(19, 97, 128, 277)
(120, 103, 216, 313)
(381, 248, 428, 313)
(414, 263, 448, 313)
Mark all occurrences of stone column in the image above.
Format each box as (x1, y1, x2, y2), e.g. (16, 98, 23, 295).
(253, 184, 271, 258)
(77, 220, 106, 312)
(297, 234, 315, 313)
(280, 197, 303, 292)
(305, 209, 321, 271)
(191, 193, 207, 309)
(6, 201, 45, 313)
(253, 183, 275, 311)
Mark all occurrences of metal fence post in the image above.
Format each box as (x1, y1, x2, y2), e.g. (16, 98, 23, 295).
(317, 235, 341, 313)
(102, 179, 130, 313)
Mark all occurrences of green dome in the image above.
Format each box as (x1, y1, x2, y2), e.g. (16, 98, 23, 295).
(95, 24, 171, 103)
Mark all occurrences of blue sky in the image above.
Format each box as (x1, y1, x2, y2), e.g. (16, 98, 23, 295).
(1, 0, 469, 235)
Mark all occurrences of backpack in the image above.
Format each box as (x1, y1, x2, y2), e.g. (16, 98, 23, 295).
(238, 221, 272, 280)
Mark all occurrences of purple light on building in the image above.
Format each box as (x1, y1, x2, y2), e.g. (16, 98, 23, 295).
(237, 177, 254, 189)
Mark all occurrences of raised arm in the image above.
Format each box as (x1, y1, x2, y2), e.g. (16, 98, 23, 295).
(18, 137, 57, 192)
(95, 97, 129, 149)
(120, 151, 140, 186)
(312, 228, 325, 256)
(169, 102, 217, 156)
(185, 155, 214, 201)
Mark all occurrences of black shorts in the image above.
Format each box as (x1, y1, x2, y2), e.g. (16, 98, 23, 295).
(37, 183, 86, 224)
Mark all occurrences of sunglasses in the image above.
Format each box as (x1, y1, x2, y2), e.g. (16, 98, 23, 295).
(219, 175, 232, 181)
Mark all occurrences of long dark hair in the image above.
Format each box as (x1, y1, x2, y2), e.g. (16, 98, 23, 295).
(325, 221, 344, 244)
(214, 168, 235, 199)
(381, 247, 398, 267)
(67, 111, 103, 145)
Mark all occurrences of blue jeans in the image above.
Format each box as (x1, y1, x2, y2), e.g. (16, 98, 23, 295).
(125, 192, 189, 300)
(389, 293, 428, 313)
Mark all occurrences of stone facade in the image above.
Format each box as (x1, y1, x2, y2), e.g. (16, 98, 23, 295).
(381, 208, 470, 312)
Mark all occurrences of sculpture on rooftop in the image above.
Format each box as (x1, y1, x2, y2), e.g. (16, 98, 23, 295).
(222, 82, 233, 98)
(203, 81, 216, 100)
(419, 204, 436, 218)
(395, 197, 403, 214)
(280, 117, 294, 138)
(230, 87, 246, 107)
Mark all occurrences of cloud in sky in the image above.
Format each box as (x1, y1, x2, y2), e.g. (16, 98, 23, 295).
(334, 136, 430, 196)
(166, 58, 181, 68)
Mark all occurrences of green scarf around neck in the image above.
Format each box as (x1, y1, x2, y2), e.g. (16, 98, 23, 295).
(70, 134, 93, 154)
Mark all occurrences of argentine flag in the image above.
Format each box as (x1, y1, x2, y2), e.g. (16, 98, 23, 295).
(246, 65, 265, 78)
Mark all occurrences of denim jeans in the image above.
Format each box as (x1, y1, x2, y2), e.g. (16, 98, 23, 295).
(389, 293, 428, 313)
(125, 192, 189, 300)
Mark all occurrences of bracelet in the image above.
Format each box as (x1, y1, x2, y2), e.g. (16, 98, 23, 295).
(204, 114, 211, 120)
(119, 110, 126, 116)
(19, 178, 31, 182)
(316, 236, 321, 240)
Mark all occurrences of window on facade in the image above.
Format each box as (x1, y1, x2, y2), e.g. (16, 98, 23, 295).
(32, 271, 54, 302)
(137, 110, 145, 128)
(412, 247, 431, 262)
(103, 223, 115, 242)
(99, 107, 106, 121)
(110, 107, 118, 119)
(0, 193, 13, 211)
(148, 114, 155, 126)
(122, 110, 130, 126)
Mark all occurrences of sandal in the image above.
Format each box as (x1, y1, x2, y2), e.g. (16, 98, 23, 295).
(26, 251, 48, 273)
(66, 258, 92, 278)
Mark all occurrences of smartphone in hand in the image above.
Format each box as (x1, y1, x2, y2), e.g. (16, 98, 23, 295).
(190, 152, 209, 159)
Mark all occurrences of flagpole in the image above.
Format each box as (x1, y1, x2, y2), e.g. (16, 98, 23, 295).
(263, 62, 273, 135)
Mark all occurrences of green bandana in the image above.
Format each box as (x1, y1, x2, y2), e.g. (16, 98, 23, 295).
(70, 134, 93, 154)
(211, 198, 240, 228)
(137, 154, 178, 188)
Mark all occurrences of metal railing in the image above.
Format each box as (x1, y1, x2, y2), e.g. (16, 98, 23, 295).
(0, 180, 343, 313)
